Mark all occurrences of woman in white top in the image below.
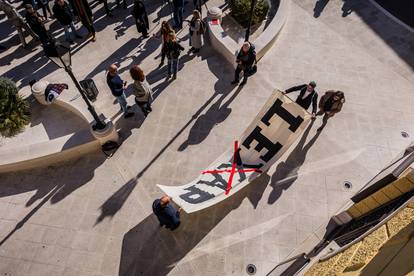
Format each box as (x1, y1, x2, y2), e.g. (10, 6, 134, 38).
(129, 65, 153, 117)
(189, 10, 203, 53)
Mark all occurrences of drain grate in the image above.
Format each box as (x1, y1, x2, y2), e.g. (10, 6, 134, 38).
(246, 264, 257, 275)
(401, 131, 409, 138)
(343, 181, 353, 190)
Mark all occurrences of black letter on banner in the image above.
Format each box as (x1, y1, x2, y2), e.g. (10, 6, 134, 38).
(242, 126, 283, 162)
(261, 98, 304, 132)
(179, 185, 215, 204)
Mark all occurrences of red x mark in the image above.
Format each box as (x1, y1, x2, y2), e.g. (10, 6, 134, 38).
(202, 141, 262, 195)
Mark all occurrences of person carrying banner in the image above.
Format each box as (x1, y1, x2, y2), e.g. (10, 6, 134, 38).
(152, 196, 181, 231)
(316, 90, 345, 131)
(283, 81, 318, 117)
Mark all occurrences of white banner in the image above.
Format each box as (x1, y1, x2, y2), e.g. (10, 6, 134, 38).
(158, 90, 311, 213)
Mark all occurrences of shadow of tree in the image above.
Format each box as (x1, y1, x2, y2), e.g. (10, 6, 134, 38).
(268, 119, 321, 204)
(118, 173, 270, 276)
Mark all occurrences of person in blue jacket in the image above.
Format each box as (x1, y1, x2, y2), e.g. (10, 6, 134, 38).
(152, 195, 181, 231)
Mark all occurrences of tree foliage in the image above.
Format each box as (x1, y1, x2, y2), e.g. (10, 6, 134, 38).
(230, 0, 270, 28)
(0, 77, 30, 137)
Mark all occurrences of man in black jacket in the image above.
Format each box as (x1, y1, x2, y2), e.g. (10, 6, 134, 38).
(283, 81, 318, 117)
(53, 0, 81, 43)
(231, 41, 256, 86)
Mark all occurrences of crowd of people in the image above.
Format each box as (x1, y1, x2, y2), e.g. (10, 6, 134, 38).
(1, 0, 347, 231)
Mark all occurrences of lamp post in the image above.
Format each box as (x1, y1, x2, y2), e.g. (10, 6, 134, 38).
(244, 0, 257, 42)
(43, 41, 106, 130)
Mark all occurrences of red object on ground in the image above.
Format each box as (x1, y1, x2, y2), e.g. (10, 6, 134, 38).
(201, 141, 262, 195)
(210, 19, 219, 25)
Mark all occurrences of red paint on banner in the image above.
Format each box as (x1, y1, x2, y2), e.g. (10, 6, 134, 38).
(201, 141, 262, 195)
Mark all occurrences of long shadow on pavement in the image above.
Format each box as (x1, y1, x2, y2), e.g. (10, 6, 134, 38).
(118, 173, 270, 276)
(268, 119, 321, 204)
(0, 152, 107, 246)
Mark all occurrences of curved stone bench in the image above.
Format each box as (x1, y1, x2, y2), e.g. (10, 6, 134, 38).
(207, 0, 288, 65)
(0, 81, 118, 173)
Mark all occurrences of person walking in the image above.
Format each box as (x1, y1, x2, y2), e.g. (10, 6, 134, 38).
(189, 9, 203, 53)
(164, 32, 184, 80)
(69, 0, 96, 41)
(316, 90, 345, 131)
(0, 0, 37, 47)
(36, 0, 52, 19)
(152, 195, 181, 231)
(129, 65, 153, 117)
(131, 0, 149, 38)
(172, 0, 184, 29)
(107, 64, 134, 118)
(283, 81, 318, 117)
(154, 21, 174, 68)
(231, 41, 256, 86)
(24, 4, 50, 45)
(52, 0, 82, 43)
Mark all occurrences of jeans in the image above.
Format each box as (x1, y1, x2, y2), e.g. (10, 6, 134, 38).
(63, 22, 79, 41)
(116, 93, 128, 114)
(173, 7, 183, 28)
(234, 64, 249, 83)
(167, 58, 179, 75)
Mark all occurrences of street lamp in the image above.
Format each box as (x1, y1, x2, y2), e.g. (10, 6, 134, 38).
(43, 41, 106, 130)
(244, 0, 257, 42)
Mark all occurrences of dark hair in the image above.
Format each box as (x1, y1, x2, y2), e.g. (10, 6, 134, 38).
(130, 65, 145, 82)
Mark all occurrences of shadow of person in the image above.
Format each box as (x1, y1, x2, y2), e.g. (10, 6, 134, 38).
(268, 119, 321, 204)
(0, 151, 107, 246)
(178, 86, 243, 151)
(118, 173, 270, 276)
(313, 0, 330, 18)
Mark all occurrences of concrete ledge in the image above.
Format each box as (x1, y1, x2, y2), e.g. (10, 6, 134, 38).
(207, 0, 288, 64)
(0, 128, 99, 173)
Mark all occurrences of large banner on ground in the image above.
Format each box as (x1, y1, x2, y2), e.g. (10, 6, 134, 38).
(158, 90, 311, 213)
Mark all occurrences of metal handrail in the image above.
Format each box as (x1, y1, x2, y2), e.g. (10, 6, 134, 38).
(266, 253, 307, 276)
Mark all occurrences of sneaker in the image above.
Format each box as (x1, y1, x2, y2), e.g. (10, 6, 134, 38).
(124, 112, 134, 118)
(172, 74, 177, 80)
(231, 80, 239, 85)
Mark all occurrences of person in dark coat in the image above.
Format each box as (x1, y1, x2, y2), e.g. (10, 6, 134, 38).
(36, 0, 52, 19)
(24, 4, 50, 45)
(152, 196, 181, 231)
(164, 32, 184, 80)
(53, 0, 81, 43)
(132, 0, 148, 38)
(107, 64, 134, 118)
(172, 0, 184, 29)
(283, 81, 318, 117)
(153, 21, 174, 67)
(0, 0, 37, 47)
(316, 90, 345, 131)
(231, 41, 256, 86)
(69, 0, 96, 41)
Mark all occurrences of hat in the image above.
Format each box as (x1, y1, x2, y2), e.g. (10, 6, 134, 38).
(309, 81, 316, 88)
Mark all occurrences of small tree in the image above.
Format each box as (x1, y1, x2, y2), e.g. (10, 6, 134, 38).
(0, 77, 30, 137)
(230, 0, 270, 28)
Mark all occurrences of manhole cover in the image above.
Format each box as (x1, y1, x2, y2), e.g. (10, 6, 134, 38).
(343, 181, 352, 190)
(401, 131, 409, 138)
(246, 264, 257, 275)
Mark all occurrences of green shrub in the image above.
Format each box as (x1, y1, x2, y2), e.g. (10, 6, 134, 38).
(0, 77, 30, 137)
(230, 0, 270, 28)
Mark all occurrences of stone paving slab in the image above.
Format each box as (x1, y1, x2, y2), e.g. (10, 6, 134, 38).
(0, 0, 413, 275)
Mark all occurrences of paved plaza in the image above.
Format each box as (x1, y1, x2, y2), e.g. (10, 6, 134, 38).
(0, 0, 414, 275)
